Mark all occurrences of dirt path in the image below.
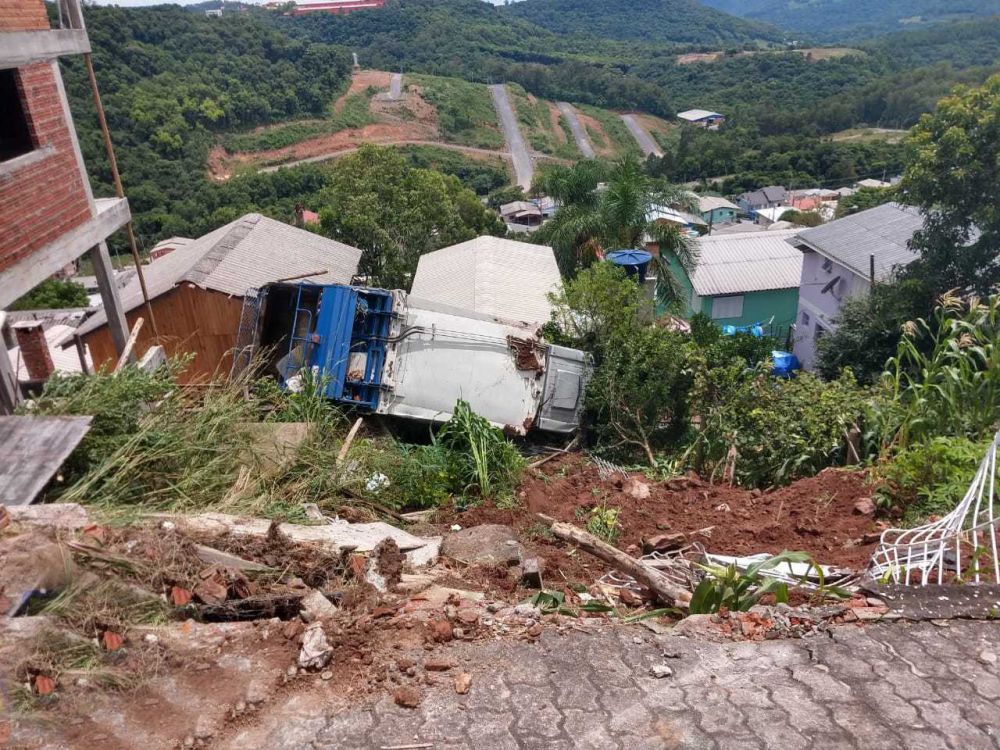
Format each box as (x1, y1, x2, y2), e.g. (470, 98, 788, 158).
(557, 101, 595, 159)
(621, 113, 662, 157)
(259, 140, 516, 173)
(489, 83, 533, 190)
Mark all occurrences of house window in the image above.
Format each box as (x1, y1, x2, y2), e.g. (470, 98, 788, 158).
(821, 258, 834, 273)
(0, 69, 35, 162)
(800, 310, 810, 326)
(711, 295, 744, 319)
(814, 324, 828, 343)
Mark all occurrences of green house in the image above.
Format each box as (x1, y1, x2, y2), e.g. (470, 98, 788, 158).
(697, 196, 741, 228)
(663, 228, 802, 339)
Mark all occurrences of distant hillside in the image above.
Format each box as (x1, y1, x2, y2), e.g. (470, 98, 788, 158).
(700, 0, 1000, 42)
(507, 0, 786, 46)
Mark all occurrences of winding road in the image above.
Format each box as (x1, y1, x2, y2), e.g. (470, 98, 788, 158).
(557, 101, 596, 159)
(489, 83, 534, 190)
(621, 113, 662, 157)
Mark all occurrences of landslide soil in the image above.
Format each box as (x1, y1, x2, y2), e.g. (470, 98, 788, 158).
(440, 455, 881, 573)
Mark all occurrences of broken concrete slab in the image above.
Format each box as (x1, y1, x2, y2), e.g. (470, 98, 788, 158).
(193, 544, 274, 572)
(166, 512, 438, 558)
(441, 524, 523, 566)
(241, 422, 313, 475)
(300, 590, 338, 623)
(6, 502, 90, 530)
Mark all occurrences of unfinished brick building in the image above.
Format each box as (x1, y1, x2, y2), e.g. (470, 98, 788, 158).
(0, 0, 131, 413)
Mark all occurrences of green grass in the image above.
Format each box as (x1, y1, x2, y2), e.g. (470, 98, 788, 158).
(396, 144, 511, 194)
(223, 88, 378, 153)
(508, 84, 580, 160)
(409, 74, 503, 150)
(577, 104, 640, 156)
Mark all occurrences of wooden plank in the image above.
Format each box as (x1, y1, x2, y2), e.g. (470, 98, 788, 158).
(0, 416, 92, 505)
(114, 317, 144, 371)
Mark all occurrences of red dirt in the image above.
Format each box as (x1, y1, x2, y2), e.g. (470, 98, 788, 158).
(442, 455, 881, 574)
(334, 69, 391, 112)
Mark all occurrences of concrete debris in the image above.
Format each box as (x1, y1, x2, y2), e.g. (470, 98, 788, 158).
(624, 477, 651, 500)
(298, 623, 333, 670)
(441, 524, 523, 566)
(300, 589, 338, 623)
(649, 664, 673, 678)
(365, 538, 404, 593)
(520, 557, 543, 589)
(454, 672, 472, 694)
(642, 533, 686, 554)
(5, 503, 90, 530)
(423, 656, 454, 672)
(853, 497, 876, 516)
(978, 650, 997, 665)
(670, 603, 859, 642)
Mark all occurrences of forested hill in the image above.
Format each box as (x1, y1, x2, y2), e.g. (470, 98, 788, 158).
(504, 0, 785, 46)
(700, 0, 1000, 42)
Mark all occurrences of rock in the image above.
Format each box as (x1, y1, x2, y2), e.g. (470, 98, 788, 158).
(300, 589, 337, 623)
(320, 670, 333, 681)
(246, 678, 269, 704)
(979, 650, 997, 665)
(428, 618, 453, 643)
(366, 538, 404, 592)
(624, 477, 651, 500)
(283, 619, 305, 640)
(650, 664, 673, 678)
(393, 686, 421, 708)
(193, 578, 228, 606)
(513, 603, 541, 619)
(520, 557, 543, 589)
(298, 623, 333, 670)
(641, 533, 686, 554)
(526, 623, 543, 638)
(424, 657, 454, 672)
(193, 716, 214, 740)
(861, 531, 882, 544)
(454, 672, 472, 694)
(853, 497, 876, 516)
(456, 608, 480, 624)
(441, 525, 523, 566)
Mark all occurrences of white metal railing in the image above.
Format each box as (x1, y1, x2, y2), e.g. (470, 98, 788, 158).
(868, 431, 1000, 586)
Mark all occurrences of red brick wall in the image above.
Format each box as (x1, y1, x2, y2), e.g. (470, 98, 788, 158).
(0, 62, 92, 274)
(0, 0, 50, 31)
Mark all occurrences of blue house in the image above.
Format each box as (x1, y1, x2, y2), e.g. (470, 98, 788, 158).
(698, 195, 741, 227)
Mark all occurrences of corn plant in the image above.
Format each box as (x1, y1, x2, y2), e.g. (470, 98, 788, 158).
(874, 291, 1000, 453)
(688, 550, 816, 614)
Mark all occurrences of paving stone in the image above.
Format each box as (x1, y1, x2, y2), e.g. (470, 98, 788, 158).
(233, 620, 1000, 750)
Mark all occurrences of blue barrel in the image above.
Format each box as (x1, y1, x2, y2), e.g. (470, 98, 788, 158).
(606, 249, 653, 282)
(771, 350, 801, 378)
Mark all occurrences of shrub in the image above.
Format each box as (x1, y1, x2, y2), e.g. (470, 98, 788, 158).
(9, 278, 89, 310)
(875, 436, 990, 523)
(690, 369, 869, 489)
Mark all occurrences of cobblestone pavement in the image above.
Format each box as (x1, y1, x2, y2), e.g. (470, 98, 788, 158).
(230, 620, 1000, 749)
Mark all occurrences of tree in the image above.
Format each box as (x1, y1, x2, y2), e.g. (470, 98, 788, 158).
(10, 279, 90, 311)
(537, 154, 698, 306)
(317, 145, 505, 289)
(815, 278, 930, 384)
(901, 74, 1000, 294)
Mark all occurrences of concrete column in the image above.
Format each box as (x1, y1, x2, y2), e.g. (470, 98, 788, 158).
(88, 241, 133, 361)
(0, 346, 19, 415)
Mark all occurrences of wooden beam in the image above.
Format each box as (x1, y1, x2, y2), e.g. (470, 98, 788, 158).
(114, 317, 144, 372)
(89, 242, 132, 360)
(336, 417, 364, 465)
(538, 514, 692, 607)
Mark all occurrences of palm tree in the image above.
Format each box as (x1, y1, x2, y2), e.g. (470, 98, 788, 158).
(539, 153, 699, 308)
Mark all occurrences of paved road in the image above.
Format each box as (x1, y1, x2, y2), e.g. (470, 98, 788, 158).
(389, 72, 403, 100)
(557, 102, 595, 159)
(621, 113, 663, 157)
(489, 83, 534, 190)
(233, 620, 1000, 749)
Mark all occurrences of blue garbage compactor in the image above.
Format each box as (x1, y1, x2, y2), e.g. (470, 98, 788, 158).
(250, 282, 593, 435)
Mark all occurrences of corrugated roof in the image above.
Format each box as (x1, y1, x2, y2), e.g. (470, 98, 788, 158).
(792, 202, 921, 281)
(409, 236, 562, 326)
(77, 214, 362, 336)
(698, 195, 740, 212)
(648, 205, 707, 227)
(677, 109, 723, 121)
(7, 325, 91, 379)
(690, 229, 802, 296)
(756, 206, 795, 223)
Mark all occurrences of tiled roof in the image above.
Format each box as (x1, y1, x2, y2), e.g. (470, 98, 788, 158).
(691, 229, 802, 297)
(77, 214, 362, 336)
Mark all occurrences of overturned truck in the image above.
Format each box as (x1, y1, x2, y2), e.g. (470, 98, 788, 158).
(235, 283, 591, 434)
